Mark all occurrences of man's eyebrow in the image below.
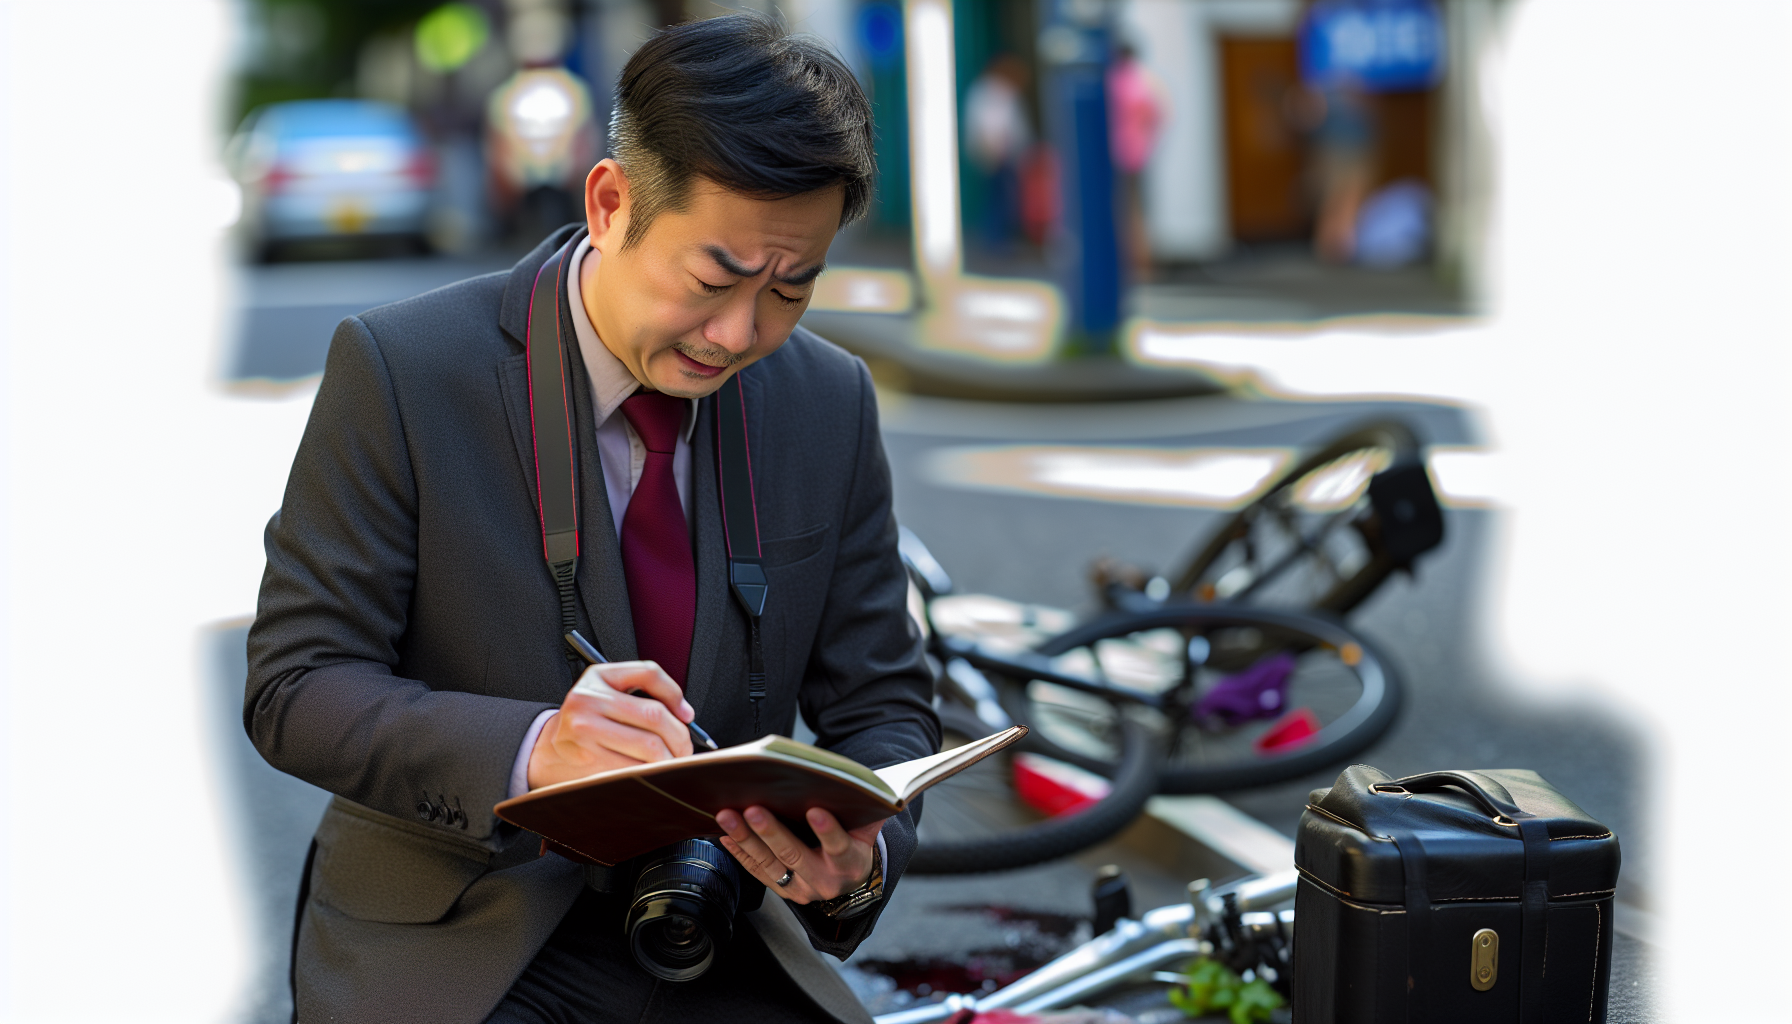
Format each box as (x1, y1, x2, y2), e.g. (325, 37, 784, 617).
(702, 245, 826, 286)
(775, 261, 827, 286)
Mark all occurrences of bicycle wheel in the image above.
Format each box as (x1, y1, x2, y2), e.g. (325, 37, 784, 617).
(1170, 419, 1433, 616)
(987, 605, 1400, 795)
(907, 701, 1164, 875)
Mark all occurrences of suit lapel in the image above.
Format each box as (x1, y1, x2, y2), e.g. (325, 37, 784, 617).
(685, 394, 728, 715)
(496, 354, 538, 514)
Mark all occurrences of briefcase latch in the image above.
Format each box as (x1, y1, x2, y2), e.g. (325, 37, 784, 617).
(1470, 928, 1499, 991)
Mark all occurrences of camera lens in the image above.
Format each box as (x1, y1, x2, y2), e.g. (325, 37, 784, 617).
(625, 839, 743, 982)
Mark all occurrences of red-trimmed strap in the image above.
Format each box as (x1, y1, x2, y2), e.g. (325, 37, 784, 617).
(524, 240, 581, 649)
(714, 374, 766, 617)
(713, 373, 767, 725)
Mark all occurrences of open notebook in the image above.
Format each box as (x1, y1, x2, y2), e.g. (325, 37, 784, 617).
(495, 726, 1027, 866)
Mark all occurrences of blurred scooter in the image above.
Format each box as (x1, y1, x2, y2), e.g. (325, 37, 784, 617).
(486, 66, 599, 240)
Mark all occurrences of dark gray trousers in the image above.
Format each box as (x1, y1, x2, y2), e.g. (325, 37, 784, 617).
(483, 889, 835, 1024)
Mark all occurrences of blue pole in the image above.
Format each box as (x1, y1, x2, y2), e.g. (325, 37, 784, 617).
(1038, 0, 1120, 346)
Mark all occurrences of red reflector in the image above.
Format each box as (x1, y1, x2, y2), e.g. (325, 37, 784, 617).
(1013, 753, 1110, 818)
(1254, 707, 1322, 754)
(404, 151, 436, 186)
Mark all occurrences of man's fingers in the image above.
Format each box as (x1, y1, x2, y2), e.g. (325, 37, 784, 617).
(717, 835, 815, 902)
(601, 691, 694, 759)
(563, 688, 692, 759)
(717, 811, 809, 894)
(557, 698, 683, 762)
(806, 808, 854, 859)
(573, 662, 694, 723)
(714, 828, 778, 878)
(562, 712, 671, 764)
(719, 807, 873, 904)
(742, 806, 813, 872)
(716, 810, 780, 869)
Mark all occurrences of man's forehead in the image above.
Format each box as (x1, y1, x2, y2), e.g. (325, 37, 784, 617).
(677, 180, 840, 253)
(698, 240, 821, 279)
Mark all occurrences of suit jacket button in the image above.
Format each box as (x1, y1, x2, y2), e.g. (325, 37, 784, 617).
(417, 801, 437, 822)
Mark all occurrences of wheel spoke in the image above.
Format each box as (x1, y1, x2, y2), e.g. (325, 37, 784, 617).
(1234, 504, 1364, 603)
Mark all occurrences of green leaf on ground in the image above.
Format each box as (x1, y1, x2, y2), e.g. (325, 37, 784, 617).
(1167, 957, 1285, 1023)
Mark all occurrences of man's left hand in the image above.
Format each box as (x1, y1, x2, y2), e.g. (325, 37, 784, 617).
(715, 806, 884, 903)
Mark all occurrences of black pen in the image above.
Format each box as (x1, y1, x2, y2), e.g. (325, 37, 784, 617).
(564, 631, 719, 752)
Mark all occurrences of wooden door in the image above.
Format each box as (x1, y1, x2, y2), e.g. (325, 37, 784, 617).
(1219, 36, 1309, 243)
(1371, 89, 1434, 188)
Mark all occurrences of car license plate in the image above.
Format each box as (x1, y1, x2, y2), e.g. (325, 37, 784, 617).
(327, 199, 370, 234)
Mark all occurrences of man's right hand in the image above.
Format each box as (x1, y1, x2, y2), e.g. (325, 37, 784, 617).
(526, 661, 696, 790)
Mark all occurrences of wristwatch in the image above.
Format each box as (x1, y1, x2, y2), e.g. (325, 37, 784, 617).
(813, 840, 884, 920)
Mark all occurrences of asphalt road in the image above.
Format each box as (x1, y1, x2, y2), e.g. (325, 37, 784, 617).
(215, 253, 1657, 1022)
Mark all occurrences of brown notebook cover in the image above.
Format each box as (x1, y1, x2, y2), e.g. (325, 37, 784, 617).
(496, 727, 1026, 866)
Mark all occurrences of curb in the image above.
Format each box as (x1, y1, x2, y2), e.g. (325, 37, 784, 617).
(802, 310, 1226, 404)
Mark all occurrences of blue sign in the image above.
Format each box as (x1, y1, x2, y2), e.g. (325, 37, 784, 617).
(857, 2, 903, 71)
(1300, 0, 1446, 92)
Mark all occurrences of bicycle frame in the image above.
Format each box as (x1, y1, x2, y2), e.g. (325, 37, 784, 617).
(871, 870, 1299, 1024)
(938, 633, 1167, 709)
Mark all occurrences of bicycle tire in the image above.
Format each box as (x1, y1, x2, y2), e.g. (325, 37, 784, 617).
(934, 697, 1001, 743)
(990, 604, 1401, 794)
(1171, 419, 1426, 616)
(907, 713, 1164, 874)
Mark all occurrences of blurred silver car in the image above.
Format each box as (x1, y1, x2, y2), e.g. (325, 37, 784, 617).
(228, 99, 434, 258)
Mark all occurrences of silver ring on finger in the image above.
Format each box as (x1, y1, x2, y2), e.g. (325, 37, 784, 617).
(775, 869, 793, 887)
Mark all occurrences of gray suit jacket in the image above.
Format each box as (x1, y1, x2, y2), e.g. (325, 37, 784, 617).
(246, 226, 940, 1024)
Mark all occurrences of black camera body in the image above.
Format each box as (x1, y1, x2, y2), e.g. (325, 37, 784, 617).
(586, 838, 760, 982)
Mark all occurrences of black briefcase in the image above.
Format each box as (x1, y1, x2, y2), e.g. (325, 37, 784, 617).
(1291, 765, 1620, 1023)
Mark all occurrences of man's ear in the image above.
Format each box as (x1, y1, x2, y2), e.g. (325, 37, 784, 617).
(585, 158, 630, 253)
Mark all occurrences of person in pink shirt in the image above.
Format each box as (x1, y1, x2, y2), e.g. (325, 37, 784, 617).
(1107, 43, 1166, 282)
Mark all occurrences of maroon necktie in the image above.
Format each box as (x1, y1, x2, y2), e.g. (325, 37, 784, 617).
(619, 391, 696, 685)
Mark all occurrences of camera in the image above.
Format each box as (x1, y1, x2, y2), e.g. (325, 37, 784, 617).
(621, 838, 747, 982)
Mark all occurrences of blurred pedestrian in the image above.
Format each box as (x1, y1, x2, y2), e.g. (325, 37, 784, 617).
(963, 53, 1032, 254)
(1018, 142, 1060, 246)
(1302, 78, 1377, 263)
(1107, 43, 1165, 283)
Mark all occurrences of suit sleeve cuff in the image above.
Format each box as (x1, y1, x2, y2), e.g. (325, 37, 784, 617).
(508, 709, 559, 799)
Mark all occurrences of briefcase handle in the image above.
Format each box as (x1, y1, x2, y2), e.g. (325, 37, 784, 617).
(1373, 770, 1526, 824)
(1377, 769, 1555, 1024)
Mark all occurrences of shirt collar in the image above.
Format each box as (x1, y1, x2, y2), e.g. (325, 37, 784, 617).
(566, 237, 698, 441)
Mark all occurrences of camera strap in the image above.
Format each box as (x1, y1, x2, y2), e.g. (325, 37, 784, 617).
(525, 241, 582, 669)
(525, 238, 769, 721)
(714, 374, 769, 730)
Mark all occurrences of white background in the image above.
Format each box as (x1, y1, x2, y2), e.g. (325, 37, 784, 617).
(0, 1, 1787, 1020)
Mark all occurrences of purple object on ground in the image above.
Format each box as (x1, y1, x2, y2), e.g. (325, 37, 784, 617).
(1192, 652, 1297, 726)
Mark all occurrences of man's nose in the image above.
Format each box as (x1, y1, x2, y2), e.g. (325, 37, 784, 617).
(702, 291, 757, 355)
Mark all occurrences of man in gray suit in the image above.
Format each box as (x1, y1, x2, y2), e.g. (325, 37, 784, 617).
(246, 14, 938, 1023)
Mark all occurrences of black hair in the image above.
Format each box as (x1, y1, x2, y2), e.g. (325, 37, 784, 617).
(608, 12, 875, 249)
